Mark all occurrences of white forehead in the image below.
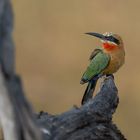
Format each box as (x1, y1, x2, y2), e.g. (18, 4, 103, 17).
(103, 32, 113, 36)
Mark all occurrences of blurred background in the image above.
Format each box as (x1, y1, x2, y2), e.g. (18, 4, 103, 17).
(12, 0, 140, 139)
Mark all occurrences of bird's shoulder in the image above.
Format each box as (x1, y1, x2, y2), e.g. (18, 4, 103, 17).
(89, 48, 103, 60)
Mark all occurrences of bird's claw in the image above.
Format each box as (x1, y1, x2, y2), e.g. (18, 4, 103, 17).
(105, 74, 114, 80)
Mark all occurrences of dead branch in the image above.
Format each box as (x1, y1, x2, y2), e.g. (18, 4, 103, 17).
(37, 77, 126, 140)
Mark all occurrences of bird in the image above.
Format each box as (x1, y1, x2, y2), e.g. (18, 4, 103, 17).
(80, 32, 125, 105)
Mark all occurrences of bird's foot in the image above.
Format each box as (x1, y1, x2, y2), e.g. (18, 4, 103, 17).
(106, 74, 114, 79)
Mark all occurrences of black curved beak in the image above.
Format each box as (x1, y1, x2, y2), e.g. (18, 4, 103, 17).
(85, 32, 106, 40)
(85, 32, 120, 45)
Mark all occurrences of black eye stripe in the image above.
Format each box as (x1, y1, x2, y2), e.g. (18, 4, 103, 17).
(105, 36, 120, 45)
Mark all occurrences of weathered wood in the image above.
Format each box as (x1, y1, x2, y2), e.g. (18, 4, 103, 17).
(0, 0, 42, 140)
(37, 77, 126, 140)
(0, 0, 126, 140)
(0, 0, 15, 78)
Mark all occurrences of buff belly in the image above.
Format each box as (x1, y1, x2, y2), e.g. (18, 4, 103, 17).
(102, 50, 125, 75)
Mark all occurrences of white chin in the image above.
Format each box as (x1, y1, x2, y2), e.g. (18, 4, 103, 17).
(101, 40, 105, 43)
(107, 41, 117, 45)
(101, 40, 117, 45)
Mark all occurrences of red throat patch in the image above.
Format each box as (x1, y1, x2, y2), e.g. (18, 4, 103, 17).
(103, 43, 118, 51)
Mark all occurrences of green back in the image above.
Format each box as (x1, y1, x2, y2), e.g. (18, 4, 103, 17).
(82, 51, 110, 81)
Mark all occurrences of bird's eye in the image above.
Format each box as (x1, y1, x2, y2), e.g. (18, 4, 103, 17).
(106, 36, 120, 45)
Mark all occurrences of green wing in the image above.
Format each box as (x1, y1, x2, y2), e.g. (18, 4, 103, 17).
(81, 50, 110, 83)
(89, 48, 102, 60)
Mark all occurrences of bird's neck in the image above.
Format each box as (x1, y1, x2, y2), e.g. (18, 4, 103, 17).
(102, 43, 118, 52)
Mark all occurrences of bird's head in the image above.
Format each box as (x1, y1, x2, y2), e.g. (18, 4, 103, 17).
(85, 32, 123, 51)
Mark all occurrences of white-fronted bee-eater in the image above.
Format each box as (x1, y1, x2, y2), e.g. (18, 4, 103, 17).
(80, 32, 125, 105)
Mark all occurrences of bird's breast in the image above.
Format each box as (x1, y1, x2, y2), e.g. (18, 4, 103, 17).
(103, 49, 125, 74)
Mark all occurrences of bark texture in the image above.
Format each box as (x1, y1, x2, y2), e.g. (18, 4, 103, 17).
(37, 77, 126, 140)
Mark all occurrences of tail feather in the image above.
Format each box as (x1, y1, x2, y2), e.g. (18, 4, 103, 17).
(81, 77, 98, 105)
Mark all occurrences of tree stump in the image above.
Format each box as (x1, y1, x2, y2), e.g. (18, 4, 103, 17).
(37, 77, 126, 140)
